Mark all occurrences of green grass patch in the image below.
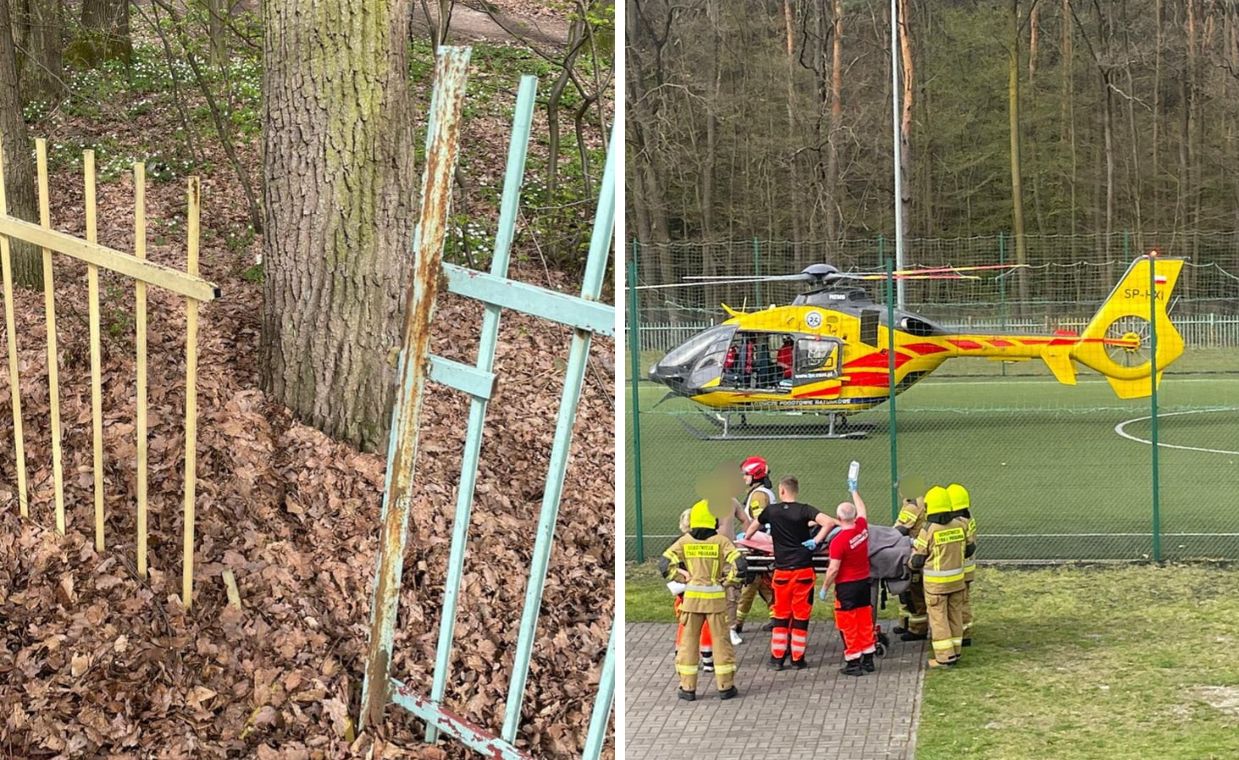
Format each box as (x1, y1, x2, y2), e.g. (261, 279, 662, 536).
(916, 565, 1239, 759)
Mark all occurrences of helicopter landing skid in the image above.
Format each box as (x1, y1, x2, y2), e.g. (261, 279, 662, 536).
(678, 410, 871, 441)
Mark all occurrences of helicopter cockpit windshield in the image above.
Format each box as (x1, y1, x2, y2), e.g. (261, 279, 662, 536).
(649, 323, 736, 393)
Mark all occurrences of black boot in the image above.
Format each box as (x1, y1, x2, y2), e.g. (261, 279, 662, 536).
(768, 655, 786, 671)
(900, 631, 927, 642)
(677, 688, 696, 701)
(790, 657, 808, 670)
(840, 659, 865, 677)
(862, 653, 875, 673)
(761, 620, 776, 632)
(962, 637, 973, 647)
(719, 686, 738, 700)
(733, 622, 744, 634)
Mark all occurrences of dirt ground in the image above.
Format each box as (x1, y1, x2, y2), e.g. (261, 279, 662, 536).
(0, 15, 615, 758)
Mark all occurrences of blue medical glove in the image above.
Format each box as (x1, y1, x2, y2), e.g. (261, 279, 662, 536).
(847, 478, 858, 493)
(736, 531, 746, 541)
(801, 538, 817, 551)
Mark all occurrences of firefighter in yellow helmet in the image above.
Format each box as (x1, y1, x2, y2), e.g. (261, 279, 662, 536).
(892, 494, 929, 641)
(946, 483, 978, 646)
(909, 486, 971, 667)
(660, 500, 745, 700)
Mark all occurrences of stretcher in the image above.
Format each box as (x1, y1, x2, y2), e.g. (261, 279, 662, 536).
(737, 524, 914, 657)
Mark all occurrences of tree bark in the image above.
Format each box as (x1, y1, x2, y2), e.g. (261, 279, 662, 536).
(0, 0, 42, 288)
(898, 0, 913, 239)
(261, 0, 419, 453)
(1008, 0, 1029, 308)
(826, 0, 842, 244)
(19, 0, 63, 101)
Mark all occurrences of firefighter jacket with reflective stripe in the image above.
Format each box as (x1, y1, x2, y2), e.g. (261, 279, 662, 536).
(911, 517, 968, 594)
(963, 514, 977, 580)
(895, 500, 926, 537)
(746, 485, 775, 520)
(662, 533, 742, 614)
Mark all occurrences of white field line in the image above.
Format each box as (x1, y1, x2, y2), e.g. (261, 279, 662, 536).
(1114, 408, 1239, 456)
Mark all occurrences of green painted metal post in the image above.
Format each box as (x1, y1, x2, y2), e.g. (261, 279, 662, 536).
(628, 251, 645, 563)
(998, 232, 1007, 376)
(753, 237, 761, 307)
(886, 257, 898, 522)
(1150, 253, 1161, 562)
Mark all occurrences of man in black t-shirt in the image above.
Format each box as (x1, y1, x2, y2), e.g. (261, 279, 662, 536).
(742, 476, 838, 670)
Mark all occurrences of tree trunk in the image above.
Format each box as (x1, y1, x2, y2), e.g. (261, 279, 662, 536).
(898, 0, 913, 239)
(78, 0, 132, 64)
(826, 0, 843, 245)
(1028, 1, 1038, 82)
(204, 0, 227, 66)
(1008, 0, 1028, 309)
(261, 0, 418, 453)
(0, 0, 42, 289)
(782, 0, 803, 249)
(1152, 0, 1162, 231)
(1062, 0, 1077, 242)
(20, 0, 63, 101)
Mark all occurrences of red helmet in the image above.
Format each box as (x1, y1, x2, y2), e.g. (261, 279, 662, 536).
(741, 456, 768, 480)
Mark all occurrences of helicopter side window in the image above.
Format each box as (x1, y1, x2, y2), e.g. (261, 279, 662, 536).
(794, 338, 841, 384)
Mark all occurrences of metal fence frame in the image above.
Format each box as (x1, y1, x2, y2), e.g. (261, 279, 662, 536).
(360, 48, 615, 759)
(0, 138, 219, 606)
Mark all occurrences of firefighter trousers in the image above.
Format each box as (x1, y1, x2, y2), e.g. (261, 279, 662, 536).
(737, 575, 773, 624)
(900, 575, 928, 635)
(925, 589, 965, 663)
(676, 610, 734, 693)
(770, 567, 816, 662)
(961, 580, 973, 637)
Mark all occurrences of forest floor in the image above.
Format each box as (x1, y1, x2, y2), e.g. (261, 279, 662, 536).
(0, 6, 614, 760)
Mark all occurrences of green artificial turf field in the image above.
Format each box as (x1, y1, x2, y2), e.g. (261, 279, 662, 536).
(625, 351, 1239, 561)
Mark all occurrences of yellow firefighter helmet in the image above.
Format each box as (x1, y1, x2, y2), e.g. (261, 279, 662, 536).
(925, 486, 952, 516)
(689, 500, 716, 529)
(946, 483, 970, 510)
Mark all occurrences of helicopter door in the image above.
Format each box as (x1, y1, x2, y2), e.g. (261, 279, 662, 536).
(793, 337, 842, 385)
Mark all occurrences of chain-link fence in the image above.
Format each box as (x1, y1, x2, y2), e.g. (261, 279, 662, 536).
(626, 234, 1239, 563)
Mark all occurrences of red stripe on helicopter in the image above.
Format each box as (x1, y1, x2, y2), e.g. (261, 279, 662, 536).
(844, 372, 893, 388)
(988, 339, 1014, 347)
(947, 339, 984, 350)
(904, 342, 949, 355)
(844, 351, 913, 370)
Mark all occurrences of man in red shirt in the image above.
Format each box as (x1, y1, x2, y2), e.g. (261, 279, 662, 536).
(821, 486, 877, 676)
(742, 476, 837, 670)
(776, 337, 794, 379)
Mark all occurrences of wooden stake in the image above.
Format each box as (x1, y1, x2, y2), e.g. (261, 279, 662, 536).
(36, 139, 65, 534)
(0, 144, 28, 517)
(182, 177, 200, 608)
(135, 163, 148, 578)
(85, 151, 104, 551)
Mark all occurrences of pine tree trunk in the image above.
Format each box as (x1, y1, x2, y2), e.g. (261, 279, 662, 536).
(825, 0, 843, 244)
(1008, 0, 1029, 310)
(0, 0, 43, 289)
(261, 0, 418, 453)
(24, 0, 63, 101)
(898, 0, 913, 239)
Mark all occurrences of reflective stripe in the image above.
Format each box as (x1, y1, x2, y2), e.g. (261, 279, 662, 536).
(897, 509, 917, 525)
(724, 549, 741, 563)
(676, 664, 699, 675)
(908, 615, 928, 623)
(951, 638, 963, 646)
(685, 590, 725, 600)
(684, 543, 719, 559)
(913, 537, 928, 551)
(932, 639, 955, 651)
(714, 663, 736, 675)
(924, 571, 966, 584)
(685, 584, 724, 594)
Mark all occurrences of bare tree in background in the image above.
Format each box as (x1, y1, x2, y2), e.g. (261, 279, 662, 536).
(0, 0, 42, 288)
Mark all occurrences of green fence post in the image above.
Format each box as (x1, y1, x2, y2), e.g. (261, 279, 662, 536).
(1150, 253, 1161, 562)
(886, 256, 899, 523)
(628, 252, 645, 563)
(999, 232, 1007, 376)
(753, 237, 761, 306)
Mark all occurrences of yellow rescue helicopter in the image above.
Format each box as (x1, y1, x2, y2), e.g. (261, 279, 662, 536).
(645, 255, 1185, 439)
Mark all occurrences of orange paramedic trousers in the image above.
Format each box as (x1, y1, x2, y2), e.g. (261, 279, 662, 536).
(770, 567, 815, 662)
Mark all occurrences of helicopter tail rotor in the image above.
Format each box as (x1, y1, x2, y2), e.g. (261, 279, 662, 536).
(1071, 255, 1185, 399)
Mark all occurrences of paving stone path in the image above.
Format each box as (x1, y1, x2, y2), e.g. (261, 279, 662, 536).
(625, 620, 927, 760)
